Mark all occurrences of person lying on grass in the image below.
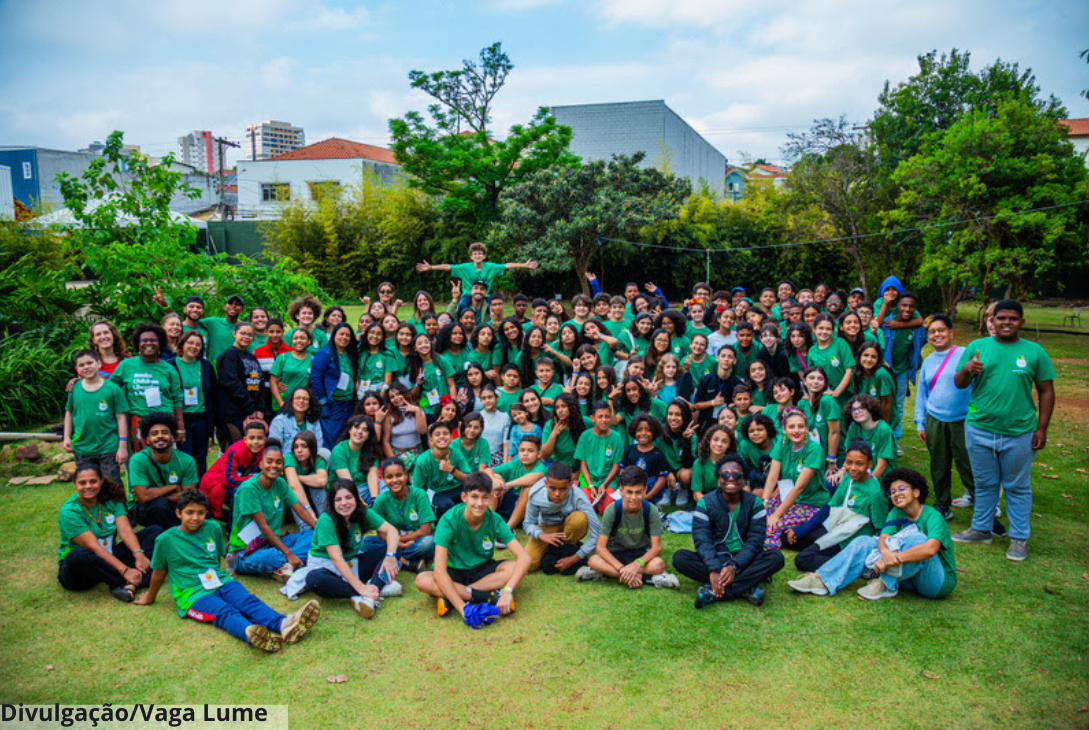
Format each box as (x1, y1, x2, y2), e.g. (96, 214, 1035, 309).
(788, 467, 957, 601)
(57, 465, 162, 602)
(577, 466, 679, 589)
(135, 488, 321, 653)
(227, 441, 316, 583)
(414, 472, 531, 628)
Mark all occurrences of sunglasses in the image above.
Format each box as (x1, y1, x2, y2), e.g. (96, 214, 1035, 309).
(718, 471, 745, 481)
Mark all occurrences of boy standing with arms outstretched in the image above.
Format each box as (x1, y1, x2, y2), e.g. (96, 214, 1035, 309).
(415, 473, 531, 627)
(136, 489, 320, 652)
(417, 242, 539, 311)
(577, 466, 678, 589)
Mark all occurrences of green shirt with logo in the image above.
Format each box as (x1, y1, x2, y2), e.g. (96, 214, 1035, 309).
(959, 337, 1056, 436)
(66, 379, 127, 456)
(228, 475, 298, 550)
(434, 504, 515, 571)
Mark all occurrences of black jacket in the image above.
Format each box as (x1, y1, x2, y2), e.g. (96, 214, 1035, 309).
(692, 489, 768, 572)
(693, 371, 742, 431)
(216, 347, 263, 423)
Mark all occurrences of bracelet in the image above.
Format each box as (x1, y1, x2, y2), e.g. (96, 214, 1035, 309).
(385, 552, 396, 558)
(827, 456, 836, 462)
(134, 548, 144, 554)
(636, 558, 645, 567)
(502, 586, 514, 593)
(118, 437, 128, 442)
(303, 505, 311, 511)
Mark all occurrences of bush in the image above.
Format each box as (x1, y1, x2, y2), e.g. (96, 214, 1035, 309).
(0, 223, 84, 333)
(0, 325, 86, 430)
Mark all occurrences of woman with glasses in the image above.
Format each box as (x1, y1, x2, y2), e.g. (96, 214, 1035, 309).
(269, 387, 324, 450)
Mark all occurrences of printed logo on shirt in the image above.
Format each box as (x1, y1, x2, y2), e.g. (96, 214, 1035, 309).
(206, 538, 216, 552)
(353, 528, 362, 543)
(637, 457, 647, 469)
(376, 360, 383, 369)
(482, 537, 493, 551)
(869, 387, 877, 396)
(796, 464, 803, 475)
(105, 512, 116, 524)
(605, 447, 614, 458)
(1016, 355, 1027, 369)
(273, 497, 281, 509)
(98, 399, 108, 412)
(409, 509, 419, 522)
(816, 414, 823, 423)
(831, 356, 841, 367)
(168, 472, 179, 484)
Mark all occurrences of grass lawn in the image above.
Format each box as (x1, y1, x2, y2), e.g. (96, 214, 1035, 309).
(1, 311, 1087, 729)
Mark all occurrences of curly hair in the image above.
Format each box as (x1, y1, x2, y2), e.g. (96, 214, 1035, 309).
(279, 387, 322, 423)
(287, 295, 323, 324)
(88, 320, 130, 360)
(881, 467, 929, 504)
(72, 464, 127, 504)
(697, 424, 735, 460)
(131, 322, 167, 355)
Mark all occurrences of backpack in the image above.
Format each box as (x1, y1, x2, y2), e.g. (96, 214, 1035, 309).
(609, 499, 651, 538)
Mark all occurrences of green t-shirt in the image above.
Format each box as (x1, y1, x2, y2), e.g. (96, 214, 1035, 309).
(738, 438, 772, 474)
(829, 475, 889, 547)
(357, 350, 392, 389)
(890, 328, 912, 376)
(660, 432, 696, 471)
(286, 326, 328, 355)
(574, 428, 624, 486)
(66, 379, 127, 456)
(845, 420, 898, 470)
(733, 342, 764, 378)
(496, 387, 522, 414)
(172, 358, 205, 414)
(309, 509, 384, 561)
(856, 367, 899, 428)
(373, 487, 436, 533)
(614, 398, 669, 446)
(450, 261, 506, 293)
(414, 448, 471, 493)
(882, 504, 957, 598)
(228, 475, 299, 550)
(111, 357, 183, 417)
(270, 351, 314, 397)
(440, 349, 472, 387)
(493, 458, 547, 495)
(690, 456, 721, 496)
(797, 395, 841, 458)
(686, 354, 714, 383)
(127, 449, 198, 503)
(451, 436, 491, 473)
(150, 520, 234, 616)
(541, 418, 592, 467)
(418, 359, 455, 403)
(385, 349, 410, 383)
(600, 500, 663, 553)
(669, 335, 691, 360)
(433, 503, 515, 571)
(809, 338, 856, 405)
(284, 453, 327, 478)
(199, 316, 238, 363)
(57, 494, 126, 562)
(467, 346, 501, 375)
(332, 353, 354, 402)
(959, 337, 1056, 436)
(771, 438, 829, 507)
(328, 441, 377, 487)
(531, 382, 564, 403)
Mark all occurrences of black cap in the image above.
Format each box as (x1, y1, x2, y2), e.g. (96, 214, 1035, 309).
(226, 294, 245, 306)
(471, 280, 488, 288)
(850, 287, 865, 296)
(185, 295, 205, 306)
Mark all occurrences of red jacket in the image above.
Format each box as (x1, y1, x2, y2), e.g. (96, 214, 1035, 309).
(199, 440, 264, 517)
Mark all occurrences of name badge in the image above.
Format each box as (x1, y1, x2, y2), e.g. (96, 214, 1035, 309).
(99, 534, 114, 551)
(357, 379, 372, 398)
(144, 386, 162, 408)
(199, 569, 223, 590)
(348, 556, 359, 575)
(426, 388, 441, 406)
(337, 372, 350, 391)
(237, 520, 262, 545)
(184, 387, 199, 406)
(777, 479, 796, 502)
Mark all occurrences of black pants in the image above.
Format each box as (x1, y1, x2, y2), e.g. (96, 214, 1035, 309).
(130, 495, 180, 529)
(180, 412, 210, 482)
(791, 526, 842, 572)
(672, 548, 785, 598)
(57, 526, 163, 591)
(432, 490, 462, 520)
(304, 542, 390, 598)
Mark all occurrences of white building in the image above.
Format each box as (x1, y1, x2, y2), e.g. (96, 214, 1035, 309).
(1060, 118, 1089, 161)
(244, 120, 305, 161)
(178, 130, 215, 174)
(235, 137, 401, 217)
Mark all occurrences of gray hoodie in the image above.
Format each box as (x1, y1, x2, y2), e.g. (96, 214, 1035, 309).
(522, 484, 601, 559)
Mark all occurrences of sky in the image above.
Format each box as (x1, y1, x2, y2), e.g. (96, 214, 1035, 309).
(1, 0, 1086, 168)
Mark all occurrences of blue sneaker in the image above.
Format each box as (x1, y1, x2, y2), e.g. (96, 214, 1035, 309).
(743, 585, 766, 607)
(694, 585, 717, 610)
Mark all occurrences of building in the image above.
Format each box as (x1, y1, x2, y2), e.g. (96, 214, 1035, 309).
(1059, 118, 1089, 160)
(0, 165, 13, 219)
(0, 146, 218, 215)
(235, 137, 401, 217)
(244, 120, 305, 161)
(550, 100, 727, 195)
(724, 163, 789, 202)
(178, 130, 216, 174)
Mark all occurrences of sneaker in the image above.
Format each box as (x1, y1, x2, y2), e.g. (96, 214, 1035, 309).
(352, 596, 377, 619)
(788, 572, 828, 595)
(857, 578, 898, 600)
(272, 564, 294, 584)
(650, 572, 680, 589)
(995, 505, 1002, 519)
(245, 625, 283, 652)
(280, 599, 321, 642)
(1006, 539, 1028, 562)
(436, 597, 451, 617)
(379, 580, 403, 598)
(992, 520, 1007, 537)
(952, 527, 993, 544)
(576, 566, 603, 581)
(951, 493, 974, 508)
(938, 508, 953, 521)
(694, 585, 717, 609)
(659, 491, 673, 507)
(897, 446, 904, 457)
(675, 490, 690, 507)
(406, 557, 427, 573)
(743, 585, 766, 606)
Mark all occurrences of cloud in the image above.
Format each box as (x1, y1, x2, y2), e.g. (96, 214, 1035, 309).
(287, 5, 372, 31)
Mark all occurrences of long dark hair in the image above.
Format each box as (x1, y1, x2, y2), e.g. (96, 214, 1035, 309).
(325, 479, 369, 554)
(340, 415, 381, 476)
(852, 341, 891, 393)
(745, 359, 774, 405)
(498, 316, 524, 365)
(551, 392, 586, 446)
(278, 386, 321, 423)
(697, 424, 735, 461)
(385, 382, 411, 426)
(519, 326, 546, 387)
(435, 322, 467, 355)
(616, 375, 651, 415)
(837, 310, 866, 363)
(289, 430, 320, 473)
(662, 399, 693, 444)
(801, 366, 829, 411)
(326, 322, 359, 374)
(72, 464, 127, 504)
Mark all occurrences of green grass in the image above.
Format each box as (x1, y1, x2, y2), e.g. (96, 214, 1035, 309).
(2, 315, 1088, 729)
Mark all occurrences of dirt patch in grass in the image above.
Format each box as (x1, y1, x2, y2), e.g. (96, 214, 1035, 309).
(1055, 395, 1089, 419)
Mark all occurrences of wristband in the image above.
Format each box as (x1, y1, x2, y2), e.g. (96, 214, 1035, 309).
(118, 437, 128, 442)
(502, 586, 514, 593)
(134, 548, 144, 554)
(827, 456, 836, 462)
(303, 505, 311, 511)
(385, 552, 396, 558)
(636, 558, 645, 567)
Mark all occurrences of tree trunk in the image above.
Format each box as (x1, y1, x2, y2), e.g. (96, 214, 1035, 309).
(574, 245, 593, 297)
(845, 241, 868, 296)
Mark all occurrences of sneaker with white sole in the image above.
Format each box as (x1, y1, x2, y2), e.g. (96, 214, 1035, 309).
(352, 596, 377, 619)
(380, 580, 403, 598)
(674, 490, 690, 507)
(576, 566, 603, 581)
(1006, 539, 1028, 562)
(280, 599, 321, 643)
(658, 491, 673, 507)
(857, 578, 898, 600)
(952, 527, 993, 544)
(787, 572, 828, 595)
(272, 563, 294, 584)
(246, 625, 283, 652)
(951, 493, 974, 508)
(650, 572, 679, 589)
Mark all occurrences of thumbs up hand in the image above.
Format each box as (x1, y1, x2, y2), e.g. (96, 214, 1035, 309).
(966, 349, 984, 375)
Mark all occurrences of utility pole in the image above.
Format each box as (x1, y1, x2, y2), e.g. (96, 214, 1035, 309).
(213, 136, 240, 219)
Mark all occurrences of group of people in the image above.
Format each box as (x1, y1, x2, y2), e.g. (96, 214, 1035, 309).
(56, 242, 1056, 646)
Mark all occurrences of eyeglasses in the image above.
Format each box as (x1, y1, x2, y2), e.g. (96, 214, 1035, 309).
(718, 471, 745, 481)
(850, 405, 867, 412)
(888, 485, 913, 495)
(293, 396, 310, 402)
(379, 289, 393, 295)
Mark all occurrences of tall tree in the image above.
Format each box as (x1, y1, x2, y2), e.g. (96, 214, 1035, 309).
(489, 153, 690, 295)
(889, 98, 1088, 317)
(388, 43, 580, 235)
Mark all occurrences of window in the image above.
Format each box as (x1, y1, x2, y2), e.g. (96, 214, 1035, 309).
(261, 183, 290, 202)
(307, 180, 342, 202)
(22, 162, 32, 179)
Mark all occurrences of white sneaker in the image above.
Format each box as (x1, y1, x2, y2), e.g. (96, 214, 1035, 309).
(951, 493, 974, 508)
(994, 505, 1002, 519)
(675, 490, 690, 507)
(658, 491, 672, 507)
(352, 596, 376, 619)
(380, 580, 403, 598)
(576, 566, 603, 581)
(650, 572, 679, 589)
(897, 446, 904, 457)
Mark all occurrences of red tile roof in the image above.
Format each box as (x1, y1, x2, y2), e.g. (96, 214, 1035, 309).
(1059, 118, 1089, 137)
(268, 137, 398, 164)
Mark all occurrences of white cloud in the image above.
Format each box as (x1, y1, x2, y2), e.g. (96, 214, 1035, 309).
(287, 5, 372, 31)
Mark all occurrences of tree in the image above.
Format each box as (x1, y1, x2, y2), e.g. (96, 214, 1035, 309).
(781, 116, 893, 295)
(489, 153, 690, 295)
(890, 98, 1089, 317)
(870, 49, 1065, 170)
(388, 42, 581, 235)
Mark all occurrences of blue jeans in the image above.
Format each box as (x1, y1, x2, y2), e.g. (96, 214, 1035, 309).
(893, 371, 910, 438)
(362, 534, 435, 563)
(319, 398, 354, 451)
(233, 530, 313, 575)
(187, 580, 284, 643)
(817, 532, 946, 598)
(965, 424, 1034, 540)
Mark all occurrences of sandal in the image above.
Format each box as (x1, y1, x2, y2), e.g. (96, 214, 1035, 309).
(111, 584, 136, 603)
